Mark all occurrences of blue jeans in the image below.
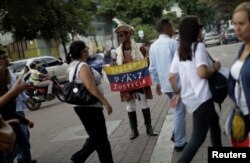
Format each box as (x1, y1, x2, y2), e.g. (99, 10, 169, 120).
(15, 111, 30, 161)
(177, 99, 221, 163)
(7, 123, 31, 163)
(166, 92, 186, 147)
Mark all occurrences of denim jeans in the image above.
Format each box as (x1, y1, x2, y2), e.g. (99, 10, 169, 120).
(7, 123, 31, 163)
(177, 99, 222, 163)
(166, 92, 186, 147)
(15, 111, 30, 161)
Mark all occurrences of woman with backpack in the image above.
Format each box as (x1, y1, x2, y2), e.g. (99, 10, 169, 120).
(66, 41, 113, 163)
(168, 16, 222, 163)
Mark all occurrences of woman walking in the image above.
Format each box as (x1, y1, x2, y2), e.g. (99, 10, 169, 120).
(66, 41, 113, 163)
(169, 16, 222, 163)
(228, 2, 250, 146)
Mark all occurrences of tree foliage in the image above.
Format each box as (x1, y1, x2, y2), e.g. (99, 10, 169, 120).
(0, 0, 94, 42)
(98, 0, 171, 42)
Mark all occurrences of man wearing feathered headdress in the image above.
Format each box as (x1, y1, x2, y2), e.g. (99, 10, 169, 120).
(113, 18, 158, 140)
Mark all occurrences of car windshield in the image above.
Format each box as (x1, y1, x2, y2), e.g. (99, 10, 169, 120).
(9, 61, 27, 73)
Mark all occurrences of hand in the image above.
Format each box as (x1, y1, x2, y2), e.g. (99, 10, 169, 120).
(156, 84, 162, 96)
(213, 61, 221, 71)
(28, 121, 34, 128)
(11, 77, 28, 94)
(169, 94, 180, 108)
(104, 103, 113, 115)
(103, 64, 111, 68)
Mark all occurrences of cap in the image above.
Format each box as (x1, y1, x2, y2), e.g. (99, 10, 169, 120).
(113, 18, 135, 34)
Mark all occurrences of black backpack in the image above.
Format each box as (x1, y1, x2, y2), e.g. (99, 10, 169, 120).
(208, 54, 228, 109)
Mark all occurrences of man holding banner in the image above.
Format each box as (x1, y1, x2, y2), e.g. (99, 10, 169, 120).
(105, 18, 157, 140)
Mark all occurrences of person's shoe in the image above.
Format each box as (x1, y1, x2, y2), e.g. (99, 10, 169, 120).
(18, 160, 37, 163)
(174, 142, 187, 152)
(31, 160, 37, 163)
(171, 133, 175, 143)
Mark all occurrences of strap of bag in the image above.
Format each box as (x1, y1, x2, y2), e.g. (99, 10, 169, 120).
(73, 62, 82, 81)
(207, 53, 215, 63)
(72, 61, 96, 84)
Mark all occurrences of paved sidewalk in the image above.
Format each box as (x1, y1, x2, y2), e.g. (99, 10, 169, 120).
(151, 97, 232, 163)
(27, 82, 232, 163)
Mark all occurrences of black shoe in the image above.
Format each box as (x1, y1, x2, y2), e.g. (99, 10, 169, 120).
(171, 133, 175, 143)
(18, 160, 37, 163)
(174, 142, 187, 152)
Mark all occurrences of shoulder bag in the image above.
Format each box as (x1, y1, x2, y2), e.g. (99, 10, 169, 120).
(63, 62, 98, 105)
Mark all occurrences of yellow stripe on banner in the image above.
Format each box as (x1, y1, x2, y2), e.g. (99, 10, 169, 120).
(104, 58, 148, 75)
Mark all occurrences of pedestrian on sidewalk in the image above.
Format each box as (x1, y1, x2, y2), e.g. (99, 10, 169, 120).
(113, 19, 158, 140)
(66, 41, 114, 163)
(149, 18, 187, 152)
(228, 2, 250, 146)
(169, 16, 222, 163)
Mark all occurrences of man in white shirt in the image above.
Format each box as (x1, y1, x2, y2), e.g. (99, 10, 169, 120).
(149, 18, 186, 152)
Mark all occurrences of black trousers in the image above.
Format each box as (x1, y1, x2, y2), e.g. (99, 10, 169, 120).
(177, 99, 222, 163)
(71, 107, 113, 163)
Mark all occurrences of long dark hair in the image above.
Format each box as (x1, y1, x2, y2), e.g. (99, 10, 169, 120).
(66, 40, 87, 64)
(179, 16, 200, 61)
(0, 67, 10, 96)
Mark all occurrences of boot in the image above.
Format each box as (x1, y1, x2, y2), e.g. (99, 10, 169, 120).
(142, 108, 158, 136)
(128, 111, 139, 140)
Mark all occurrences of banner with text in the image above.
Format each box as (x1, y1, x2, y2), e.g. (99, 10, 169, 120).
(103, 59, 152, 92)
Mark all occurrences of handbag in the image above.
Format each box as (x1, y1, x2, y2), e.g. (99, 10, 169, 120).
(207, 53, 228, 109)
(63, 62, 98, 105)
(225, 80, 249, 146)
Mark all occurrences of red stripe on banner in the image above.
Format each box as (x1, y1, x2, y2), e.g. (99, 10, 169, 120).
(110, 76, 152, 91)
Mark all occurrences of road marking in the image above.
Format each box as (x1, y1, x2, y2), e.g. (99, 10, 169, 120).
(51, 120, 122, 142)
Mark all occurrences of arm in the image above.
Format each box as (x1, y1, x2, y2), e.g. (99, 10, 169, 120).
(195, 43, 221, 79)
(197, 61, 221, 79)
(79, 65, 112, 115)
(0, 78, 26, 108)
(148, 47, 161, 95)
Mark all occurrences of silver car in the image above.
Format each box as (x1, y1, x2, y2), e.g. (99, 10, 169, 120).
(9, 56, 69, 83)
(204, 31, 221, 47)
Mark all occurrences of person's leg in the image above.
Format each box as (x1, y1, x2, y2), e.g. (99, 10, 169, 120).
(15, 111, 30, 162)
(177, 99, 214, 163)
(138, 93, 157, 136)
(10, 125, 31, 163)
(72, 107, 113, 163)
(126, 100, 139, 139)
(173, 98, 186, 148)
(166, 92, 186, 149)
(36, 81, 53, 95)
(210, 107, 222, 147)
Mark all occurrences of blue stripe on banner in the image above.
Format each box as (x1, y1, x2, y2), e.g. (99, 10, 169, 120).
(106, 67, 150, 83)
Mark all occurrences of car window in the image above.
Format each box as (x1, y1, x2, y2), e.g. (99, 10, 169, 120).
(206, 32, 218, 38)
(227, 29, 235, 33)
(9, 61, 27, 73)
(43, 57, 61, 67)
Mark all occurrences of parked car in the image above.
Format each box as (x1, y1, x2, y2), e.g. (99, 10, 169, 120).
(220, 28, 239, 44)
(9, 56, 69, 83)
(204, 31, 221, 47)
(87, 53, 105, 75)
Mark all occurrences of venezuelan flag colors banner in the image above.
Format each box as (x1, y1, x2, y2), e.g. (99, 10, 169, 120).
(103, 59, 152, 92)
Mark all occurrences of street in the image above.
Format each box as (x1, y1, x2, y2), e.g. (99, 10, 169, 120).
(25, 42, 242, 163)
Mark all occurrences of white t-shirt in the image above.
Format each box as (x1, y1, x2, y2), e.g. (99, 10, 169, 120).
(69, 61, 103, 107)
(170, 43, 213, 113)
(230, 60, 248, 115)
